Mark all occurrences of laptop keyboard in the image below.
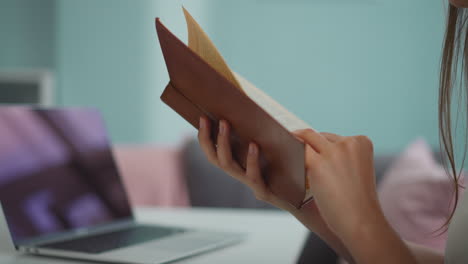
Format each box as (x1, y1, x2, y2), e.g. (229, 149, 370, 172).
(40, 225, 185, 254)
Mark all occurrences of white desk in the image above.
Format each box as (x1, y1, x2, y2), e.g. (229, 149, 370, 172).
(0, 207, 308, 264)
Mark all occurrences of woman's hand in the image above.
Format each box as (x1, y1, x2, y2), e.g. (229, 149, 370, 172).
(197, 116, 355, 262)
(198, 116, 421, 264)
(293, 129, 380, 239)
(294, 129, 418, 264)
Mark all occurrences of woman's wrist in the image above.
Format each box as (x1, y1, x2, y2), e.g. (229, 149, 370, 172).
(333, 199, 387, 243)
(339, 206, 417, 264)
(343, 209, 389, 246)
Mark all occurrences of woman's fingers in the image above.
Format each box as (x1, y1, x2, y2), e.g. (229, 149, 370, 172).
(198, 118, 278, 205)
(245, 143, 270, 201)
(245, 143, 291, 209)
(320, 132, 343, 143)
(216, 120, 244, 176)
(197, 116, 219, 166)
(294, 129, 329, 153)
(304, 144, 321, 171)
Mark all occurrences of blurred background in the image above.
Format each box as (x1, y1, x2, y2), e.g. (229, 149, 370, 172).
(0, 1, 456, 263)
(0, 0, 445, 153)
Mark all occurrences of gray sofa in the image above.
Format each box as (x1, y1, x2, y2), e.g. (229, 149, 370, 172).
(181, 139, 439, 263)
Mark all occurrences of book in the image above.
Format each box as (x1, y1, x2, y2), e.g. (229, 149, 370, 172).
(156, 8, 314, 208)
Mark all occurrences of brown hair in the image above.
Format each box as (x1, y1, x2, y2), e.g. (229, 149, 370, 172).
(439, 4, 467, 227)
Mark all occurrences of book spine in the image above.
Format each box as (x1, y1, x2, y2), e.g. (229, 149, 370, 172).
(161, 83, 218, 142)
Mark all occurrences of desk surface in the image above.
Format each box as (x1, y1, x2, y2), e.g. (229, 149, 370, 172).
(0, 207, 308, 264)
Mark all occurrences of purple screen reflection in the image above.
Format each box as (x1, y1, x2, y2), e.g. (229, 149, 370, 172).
(0, 107, 132, 243)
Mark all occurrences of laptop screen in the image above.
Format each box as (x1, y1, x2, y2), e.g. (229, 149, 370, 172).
(0, 107, 132, 244)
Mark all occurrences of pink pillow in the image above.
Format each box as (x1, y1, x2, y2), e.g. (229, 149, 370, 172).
(112, 145, 190, 208)
(378, 138, 464, 251)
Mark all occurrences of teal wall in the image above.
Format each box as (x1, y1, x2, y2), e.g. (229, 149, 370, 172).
(56, 0, 161, 143)
(56, 0, 205, 143)
(0, 0, 448, 153)
(0, 0, 55, 68)
(206, 0, 445, 153)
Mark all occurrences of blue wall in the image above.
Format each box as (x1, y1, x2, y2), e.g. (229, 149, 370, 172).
(1, 0, 448, 153)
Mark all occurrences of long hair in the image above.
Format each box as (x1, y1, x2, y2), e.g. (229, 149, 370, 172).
(439, 4, 468, 227)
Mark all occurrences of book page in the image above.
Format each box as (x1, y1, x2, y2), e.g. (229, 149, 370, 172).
(234, 73, 312, 132)
(183, 7, 243, 92)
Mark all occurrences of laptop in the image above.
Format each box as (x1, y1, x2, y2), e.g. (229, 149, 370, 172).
(0, 107, 243, 264)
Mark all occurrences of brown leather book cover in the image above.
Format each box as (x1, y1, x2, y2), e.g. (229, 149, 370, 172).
(156, 18, 309, 209)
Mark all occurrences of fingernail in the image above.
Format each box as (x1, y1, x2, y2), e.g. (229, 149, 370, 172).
(249, 144, 257, 155)
(219, 121, 225, 135)
(199, 117, 204, 129)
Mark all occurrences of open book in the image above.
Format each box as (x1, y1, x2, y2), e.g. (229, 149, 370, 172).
(156, 8, 314, 208)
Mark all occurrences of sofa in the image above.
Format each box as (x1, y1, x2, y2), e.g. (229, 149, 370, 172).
(113, 137, 442, 264)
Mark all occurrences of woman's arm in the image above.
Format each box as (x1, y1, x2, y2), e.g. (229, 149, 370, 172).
(305, 199, 444, 264)
(340, 211, 417, 264)
(343, 228, 444, 264)
(307, 219, 443, 264)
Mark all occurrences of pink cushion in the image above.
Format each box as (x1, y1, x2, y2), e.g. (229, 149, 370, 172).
(112, 145, 190, 207)
(378, 138, 464, 251)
